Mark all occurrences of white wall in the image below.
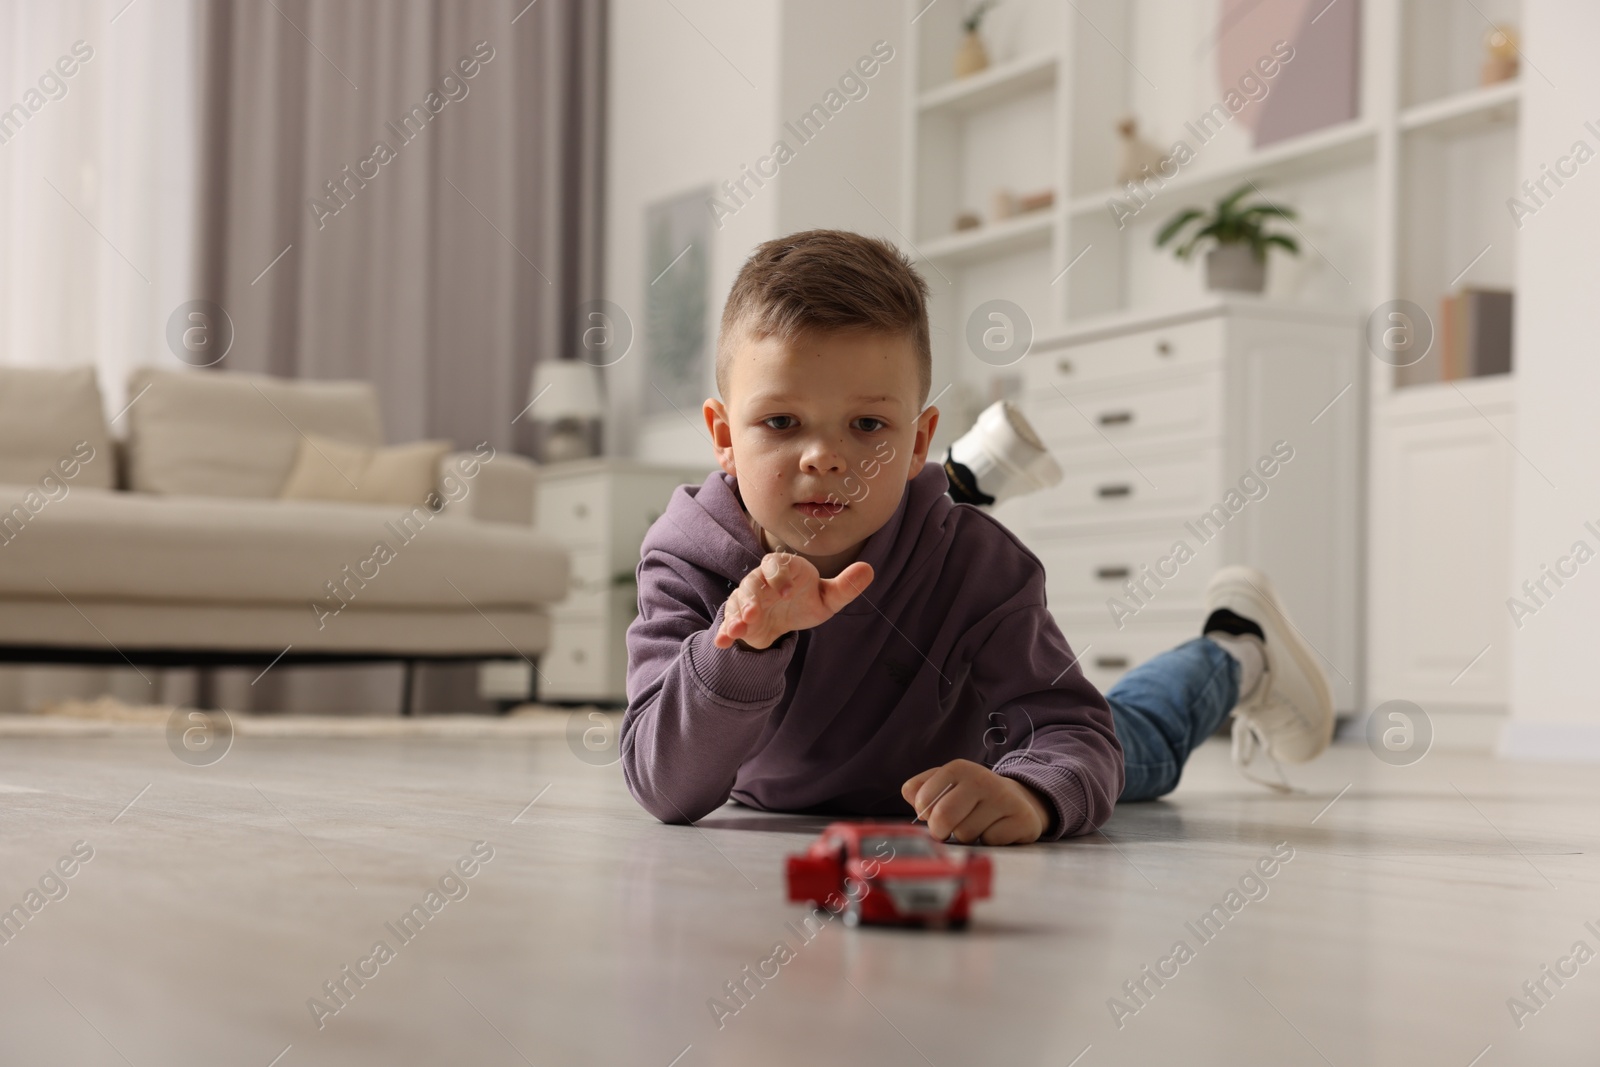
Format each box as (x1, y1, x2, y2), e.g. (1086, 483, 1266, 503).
(603, 0, 904, 465)
(1503, 0, 1600, 757)
(604, 0, 780, 464)
(773, 2, 904, 237)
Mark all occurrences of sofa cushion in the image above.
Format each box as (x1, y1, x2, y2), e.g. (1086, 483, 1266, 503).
(0, 485, 569, 612)
(0, 366, 115, 490)
(280, 433, 453, 507)
(125, 368, 384, 498)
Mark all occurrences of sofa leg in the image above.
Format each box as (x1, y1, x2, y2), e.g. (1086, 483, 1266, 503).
(400, 660, 417, 717)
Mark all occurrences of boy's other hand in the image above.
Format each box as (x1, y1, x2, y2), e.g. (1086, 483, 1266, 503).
(902, 759, 1051, 846)
(713, 552, 873, 650)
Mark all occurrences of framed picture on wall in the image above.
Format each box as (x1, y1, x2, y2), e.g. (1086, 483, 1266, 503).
(643, 187, 712, 417)
(1217, 0, 1362, 149)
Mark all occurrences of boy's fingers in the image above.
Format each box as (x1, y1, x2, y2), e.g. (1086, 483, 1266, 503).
(948, 800, 1003, 845)
(924, 782, 980, 841)
(910, 760, 970, 819)
(819, 562, 874, 613)
(722, 593, 745, 630)
(762, 553, 797, 597)
(910, 768, 957, 819)
(901, 767, 938, 804)
(975, 814, 1031, 846)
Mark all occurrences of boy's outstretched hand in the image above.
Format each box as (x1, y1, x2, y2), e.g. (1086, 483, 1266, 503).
(713, 552, 874, 650)
(902, 759, 1052, 846)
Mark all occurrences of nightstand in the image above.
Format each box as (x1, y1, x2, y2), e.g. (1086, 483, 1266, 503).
(534, 458, 711, 704)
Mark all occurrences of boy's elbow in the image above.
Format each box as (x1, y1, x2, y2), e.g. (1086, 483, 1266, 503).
(621, 757, 723, 826)
(635, 788, 720, 826)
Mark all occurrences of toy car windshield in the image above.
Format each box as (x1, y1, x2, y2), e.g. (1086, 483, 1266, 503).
(860, 835, 943, 859)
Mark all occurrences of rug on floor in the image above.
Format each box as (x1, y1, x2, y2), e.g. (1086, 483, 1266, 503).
(0, 695, 612, 736)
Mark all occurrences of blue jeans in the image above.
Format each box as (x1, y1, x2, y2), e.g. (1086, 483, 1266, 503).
(1107, 637, 1239, 802)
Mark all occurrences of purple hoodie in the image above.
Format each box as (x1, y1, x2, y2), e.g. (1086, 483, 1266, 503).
(620, 464, 1124, 839)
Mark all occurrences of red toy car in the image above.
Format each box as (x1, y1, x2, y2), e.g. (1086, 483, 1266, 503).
(786, 822, 992, 928)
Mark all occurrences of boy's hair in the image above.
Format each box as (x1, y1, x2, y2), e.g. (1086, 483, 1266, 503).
(717, 229, 932, 404)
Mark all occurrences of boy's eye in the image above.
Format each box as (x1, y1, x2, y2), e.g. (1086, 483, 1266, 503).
(854, 417, 886, 432)
(763, 415, 796, 430)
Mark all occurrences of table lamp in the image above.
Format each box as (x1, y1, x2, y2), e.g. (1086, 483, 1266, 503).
(531, 360, 603, 462)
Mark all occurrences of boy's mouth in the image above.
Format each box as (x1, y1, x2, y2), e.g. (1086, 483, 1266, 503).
(793, 499, 846, 519)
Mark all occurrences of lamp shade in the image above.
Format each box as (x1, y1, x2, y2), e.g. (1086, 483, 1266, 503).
(530, 360, 602, 421)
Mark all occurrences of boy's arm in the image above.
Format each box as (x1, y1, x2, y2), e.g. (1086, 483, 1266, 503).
(619, 553, 798, 824)
(973, 602, 1126, 839)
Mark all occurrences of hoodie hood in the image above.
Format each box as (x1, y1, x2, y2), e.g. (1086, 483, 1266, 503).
(649, 464, 957, 607)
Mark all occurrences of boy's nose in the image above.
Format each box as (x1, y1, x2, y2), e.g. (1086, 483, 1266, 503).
(800, 439, 847, 474)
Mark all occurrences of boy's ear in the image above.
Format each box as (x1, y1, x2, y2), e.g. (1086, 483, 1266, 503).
(905, 404, 940, 480)
(704, 398, 737, 477)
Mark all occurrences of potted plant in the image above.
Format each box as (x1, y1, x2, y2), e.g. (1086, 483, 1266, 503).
(954, 1, 1000, 78)
(1155, 183, 1300, 293)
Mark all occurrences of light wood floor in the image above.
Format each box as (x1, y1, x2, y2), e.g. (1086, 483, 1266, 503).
(0, 726, 1595, 1066)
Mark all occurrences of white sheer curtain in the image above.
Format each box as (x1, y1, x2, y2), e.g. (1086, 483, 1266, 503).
(0, 0, 200, 407)
(0, 0, 200, 711)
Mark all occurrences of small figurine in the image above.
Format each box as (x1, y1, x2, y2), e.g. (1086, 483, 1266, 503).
(1481, 24, 1519, 86)
(1116, 116, 1166, 185)
(786, 822, 993, 928)
(1016, 188, 1055, 213)
(954, 211, 982, 231)
(991, 188, 1016, 221)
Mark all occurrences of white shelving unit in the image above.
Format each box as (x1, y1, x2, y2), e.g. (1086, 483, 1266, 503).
(1065, 119, 1378, 220)
(1398, 78, 1520, 133)
(921, 211, 1053, 265)
(899, 0, 1525, 734)
(916, 51, 1058, 116)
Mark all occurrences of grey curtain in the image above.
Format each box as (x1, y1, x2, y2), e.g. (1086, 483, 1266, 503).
(191, 0, 606, 713)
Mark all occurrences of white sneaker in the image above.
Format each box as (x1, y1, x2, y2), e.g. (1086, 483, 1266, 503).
(946, 401, 1063, 507)
(1203, 566, 1335, 790)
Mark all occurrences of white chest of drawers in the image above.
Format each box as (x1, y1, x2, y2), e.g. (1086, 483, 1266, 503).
(994, 299, 1363, 712)
(534, 459, 710, 703)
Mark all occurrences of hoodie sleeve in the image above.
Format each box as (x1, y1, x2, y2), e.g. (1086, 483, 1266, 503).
(972, 602, 1125, 839)
(619, 551, 798, 824)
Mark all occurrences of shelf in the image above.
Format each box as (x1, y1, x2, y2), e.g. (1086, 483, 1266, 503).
(1067, 119, 1377, 220)
(917, 211, 1053, 266)
(1400, 80, 1520, 137)
(1380, 372, 1514, 422)
(1041, 294, 1360, 346)
(917, 52, 1058, 118)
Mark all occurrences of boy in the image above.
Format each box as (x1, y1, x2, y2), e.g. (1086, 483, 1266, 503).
(620, 230, 1333, 845)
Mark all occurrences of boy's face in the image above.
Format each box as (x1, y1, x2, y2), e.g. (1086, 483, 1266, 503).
(704, 328, 939, 578)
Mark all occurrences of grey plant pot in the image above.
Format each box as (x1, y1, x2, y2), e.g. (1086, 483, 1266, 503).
(1204, 243, 1267, 293)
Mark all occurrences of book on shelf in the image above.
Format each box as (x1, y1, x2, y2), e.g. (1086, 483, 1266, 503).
(1395, 288, 1514, 387)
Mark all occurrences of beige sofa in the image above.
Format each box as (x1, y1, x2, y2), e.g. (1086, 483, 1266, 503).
(0, 366, 569, 709)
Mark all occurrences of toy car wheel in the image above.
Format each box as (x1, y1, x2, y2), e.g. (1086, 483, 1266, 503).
(948, 916, 969, 931)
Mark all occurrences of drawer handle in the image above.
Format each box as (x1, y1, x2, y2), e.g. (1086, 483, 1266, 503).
(1097, 410, 1134, 426)
(1056, 358, 1074, 375)
(1095, 565, 1131, 580)
(1095, 655, 1131, 670)
(1155, 340, 1173, 357)
(1096, 483, 1133, 499)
